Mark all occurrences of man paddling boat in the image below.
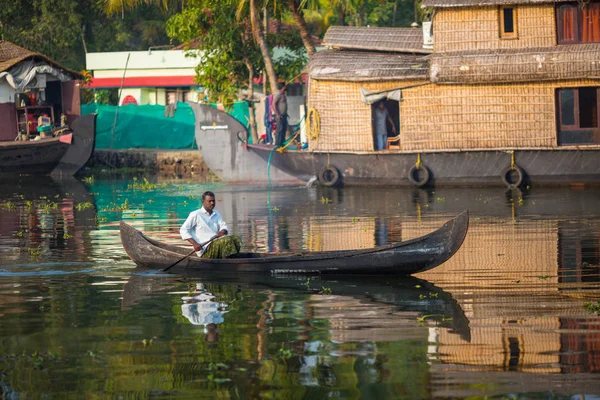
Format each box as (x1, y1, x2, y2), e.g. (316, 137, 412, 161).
(180, 191, 242, 258)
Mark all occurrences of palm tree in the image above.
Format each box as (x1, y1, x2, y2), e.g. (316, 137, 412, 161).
(287, 0, 316, 57)
(237, 0, 279, 95)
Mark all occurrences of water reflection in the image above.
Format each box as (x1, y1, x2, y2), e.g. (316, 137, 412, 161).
(1, 180, 600, 397)
(181, 283, 229, 328)
(0, 177, 96, 267)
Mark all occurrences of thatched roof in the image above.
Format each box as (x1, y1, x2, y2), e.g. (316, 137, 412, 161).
(323, 26, 431, 54)
(308, 50, 429, 82)
(430, 43, 600, 84)
(422, 0, 568, 7)
(0, 40, 81, 78)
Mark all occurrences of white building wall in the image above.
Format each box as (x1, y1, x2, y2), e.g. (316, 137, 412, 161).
(93, 68, 196, 78)
(0, 83, 16, 104)
(86, 50, 200, 72)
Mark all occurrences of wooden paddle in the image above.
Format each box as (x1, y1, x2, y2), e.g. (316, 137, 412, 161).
(162, 235, 219, 272)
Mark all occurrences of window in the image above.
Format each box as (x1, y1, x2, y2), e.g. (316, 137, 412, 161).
(557, 87, 600, 145)
(557, 1, 600, 44)
(166, 89, 190, 105)
(500, 6, 517, 38)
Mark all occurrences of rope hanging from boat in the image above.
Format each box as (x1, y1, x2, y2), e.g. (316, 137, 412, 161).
(306, 107, 320, 142)
(267, 114, 307, 187)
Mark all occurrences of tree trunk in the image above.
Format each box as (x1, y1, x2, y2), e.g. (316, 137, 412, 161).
(288, 0, 316, 57)
(250, 0, 278, 95)
(392, 0, 399, 26)
(245, 59, 259, 144)
(338, 3, 345, 26)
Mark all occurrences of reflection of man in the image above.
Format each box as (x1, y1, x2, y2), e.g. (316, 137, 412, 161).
(181, 284, 228, 331)
(180, 191, 242, 258)
(274, 83, 288, 147)
(374, 101, 396, 150)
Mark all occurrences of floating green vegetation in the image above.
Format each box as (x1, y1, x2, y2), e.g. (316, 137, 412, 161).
(1, 201, 16, 211)
(13, 231, 24, 238)
(81, 176, 95, 185)
(207, 169, 221, 182)
(39, 202, 58, 214)
(537, 275, 551, 280)
(95, 216, 107, 223)
(128, 177, 166, 191)
(278, 347, 293, 359)
(419, 292, 439, 300)
(584, 301, 600, 314)
(416, 314, 453, 325)
(436, 197, 445, 202)
(352, 217, 359, 223)
(75, 202, 93, 211)
(104, 198, 130, 212)
(270, 206, 280, 212)
(63, 233, 73, 239)
(320, 197, 331, 204)
(320, 286, 332, 295)
(25, 200, 33, 210)
(28, 247, 42, 259)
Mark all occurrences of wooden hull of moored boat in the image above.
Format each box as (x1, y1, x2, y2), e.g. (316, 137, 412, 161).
(0, 114, 96, 177)
(247, 144, 600, 187)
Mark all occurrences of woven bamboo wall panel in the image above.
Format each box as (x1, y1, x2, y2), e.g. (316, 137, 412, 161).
(305, 217, 375, 251)
(435, 5, 556, 53)
(401, 83, 559, 150)
(309, 79, 423, 152)
(437, 319, 561, 371)
(412, 217, 559, 287)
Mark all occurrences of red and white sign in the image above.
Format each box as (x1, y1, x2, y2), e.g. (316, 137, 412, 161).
(121, 95, 138, 106)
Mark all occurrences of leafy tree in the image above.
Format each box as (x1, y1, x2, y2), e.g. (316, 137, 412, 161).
(167, 2, 263, 141)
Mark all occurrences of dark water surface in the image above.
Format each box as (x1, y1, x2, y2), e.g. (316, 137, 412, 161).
(1, 176, 599, 399)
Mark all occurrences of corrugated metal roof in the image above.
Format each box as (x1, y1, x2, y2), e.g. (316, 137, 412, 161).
(323, 26, 431, 54)
(308, 49, 430, 81)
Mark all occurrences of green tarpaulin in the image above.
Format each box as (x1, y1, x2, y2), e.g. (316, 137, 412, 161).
(81, 102, 251, 149)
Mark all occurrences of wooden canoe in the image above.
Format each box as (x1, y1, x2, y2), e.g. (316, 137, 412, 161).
(120, 210, 468, 274)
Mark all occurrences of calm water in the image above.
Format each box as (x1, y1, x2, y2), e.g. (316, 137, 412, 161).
(0, 176, 599, 399)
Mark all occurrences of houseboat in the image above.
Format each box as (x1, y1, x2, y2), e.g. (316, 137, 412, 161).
(195, 0, 600, 187)
(0, 40, 95, 176)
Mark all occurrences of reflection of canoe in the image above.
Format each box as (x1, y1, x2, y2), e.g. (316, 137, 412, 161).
(121, 272, 471, 342)
(119, 210, 468, 274)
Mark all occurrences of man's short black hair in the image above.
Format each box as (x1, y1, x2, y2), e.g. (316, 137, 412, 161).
(202, 191, 215, 200)
(278, 82, 286, 90)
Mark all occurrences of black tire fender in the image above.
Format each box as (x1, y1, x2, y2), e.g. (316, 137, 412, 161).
(318, 165, 341, 187)
(408, 165, 430, 187)
(501, 165, 524, 189)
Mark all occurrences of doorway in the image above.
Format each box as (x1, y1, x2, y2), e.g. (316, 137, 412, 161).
(371, 99, 400, 150)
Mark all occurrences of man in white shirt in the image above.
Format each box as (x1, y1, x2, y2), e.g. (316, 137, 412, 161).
(180, 191, 241, 258)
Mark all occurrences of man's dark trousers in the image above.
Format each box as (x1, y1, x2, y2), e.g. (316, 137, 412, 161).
(275, 115, 288, 147)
